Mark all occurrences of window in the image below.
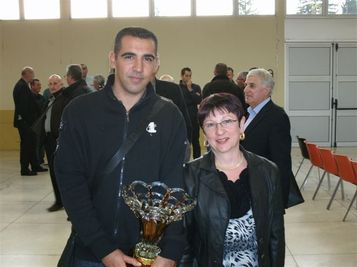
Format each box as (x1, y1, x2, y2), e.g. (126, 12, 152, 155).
(287, 0, 357, 15)
(71, 0, 107, 19)
(238, 0, 275, 15)
(0, 0, 20, 20)
(24, 0, 60, 19)
(112, 0, 149, 17)
(196, 0, 233, 16)
(287, 0, 323, 15)
(328, 0, 357, 14)
(154, 0, 191, 16)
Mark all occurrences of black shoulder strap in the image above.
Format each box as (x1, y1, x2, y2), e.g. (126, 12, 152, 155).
(103, 99, 166, 175)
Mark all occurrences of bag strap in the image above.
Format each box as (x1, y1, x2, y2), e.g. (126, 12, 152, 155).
(103, 98, 166, 175)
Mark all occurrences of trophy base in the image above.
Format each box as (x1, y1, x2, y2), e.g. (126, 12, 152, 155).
(133, 241, 161, 267)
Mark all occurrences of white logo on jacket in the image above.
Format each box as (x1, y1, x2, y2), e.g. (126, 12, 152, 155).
(146, 122, 157, 134)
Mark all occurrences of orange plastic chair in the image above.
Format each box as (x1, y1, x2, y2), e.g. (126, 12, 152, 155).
(343, 160, 357, 221)
(300, 142, 324, 190)
(295, 136, 310, 178)
(312, 148, 342, 200)
(327, 155, 356, 221)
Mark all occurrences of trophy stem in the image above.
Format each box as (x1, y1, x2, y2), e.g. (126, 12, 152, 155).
(134, 241, 161, 267)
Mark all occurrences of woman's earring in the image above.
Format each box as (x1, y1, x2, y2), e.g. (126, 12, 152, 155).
(204, 140, 210, 147)
(240, 132, 245, 141)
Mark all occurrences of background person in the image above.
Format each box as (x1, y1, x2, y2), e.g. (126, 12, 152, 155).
(179, 67, 202, 159)
(241, 68, 294, 207)
(12, 66, 43, 175)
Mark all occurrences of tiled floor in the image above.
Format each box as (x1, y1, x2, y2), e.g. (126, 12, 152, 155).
(0, 148, 356, 267)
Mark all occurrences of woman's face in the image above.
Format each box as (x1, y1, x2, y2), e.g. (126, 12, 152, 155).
(203, 108, 245, 155)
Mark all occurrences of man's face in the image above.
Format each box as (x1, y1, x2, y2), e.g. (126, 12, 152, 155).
(31, 81, 41, 94)
(109, 36, 158, 97)
(227, 70, 234, 80)
(81, 64, 88, 78)
(24, 70, 35, 83)
(244, 75, 271, 108)
(48, 77, 63, 94)
(181, 70, 192, 84)
(236, 75, 246, 88)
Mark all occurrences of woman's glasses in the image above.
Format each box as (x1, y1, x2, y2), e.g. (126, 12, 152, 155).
(203, 119, 238, 132)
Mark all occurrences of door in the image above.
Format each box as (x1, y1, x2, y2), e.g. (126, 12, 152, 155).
(285, 42, 357, 147)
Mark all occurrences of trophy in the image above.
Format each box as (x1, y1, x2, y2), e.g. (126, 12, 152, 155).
(122, 181, 196, 267)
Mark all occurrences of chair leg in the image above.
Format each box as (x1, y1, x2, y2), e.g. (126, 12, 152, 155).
(340, 181, 345, 201)
(294, 158, 305, 177)
(313, 171, 327, 200)
(327, 178, 342, 210)
(300, 165, 314, 190)
(327, 173, 331, 191)
(342, 188, 357, 222)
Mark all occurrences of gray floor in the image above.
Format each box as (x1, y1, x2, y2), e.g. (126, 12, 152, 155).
(0, 147, 356, 267)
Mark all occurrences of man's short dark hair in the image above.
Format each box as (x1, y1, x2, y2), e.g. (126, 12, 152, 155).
(30, 78, 40, 86)
(114, 27, 158, 56)
(215, 63, 228, 76)
(181, 67, 192, 76)
(66, 64, 82, 82)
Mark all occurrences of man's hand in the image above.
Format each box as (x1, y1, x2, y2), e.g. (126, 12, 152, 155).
(102, 249, 141, 267)
(151, 256, 176, 267)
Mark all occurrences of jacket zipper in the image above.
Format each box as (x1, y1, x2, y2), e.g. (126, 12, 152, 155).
(113, 110, 129, 237)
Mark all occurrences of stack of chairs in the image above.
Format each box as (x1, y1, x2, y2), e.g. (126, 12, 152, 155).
(295, 137, 357, 221)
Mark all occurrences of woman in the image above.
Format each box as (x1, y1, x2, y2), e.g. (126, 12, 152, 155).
(181, 93, 285, 267)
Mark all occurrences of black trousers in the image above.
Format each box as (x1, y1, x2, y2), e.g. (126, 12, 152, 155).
(17, 127, 38, 172)
(44, 133, 62, 205)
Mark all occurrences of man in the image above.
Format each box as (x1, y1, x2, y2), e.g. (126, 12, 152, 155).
(51, 64, 89, 140)
(240, 68, 293, 207)
(30, 78, 47, 166)
(227, 66, 235, 83)
(236, 71, 248, 92)
(13, 67, 45, 175)
(153, 70, 193, 152)
(81, 63, 95, 92)
(202, 63, 246, 112)
(43, 74, 65, 212)
(179, 67, 202, 159)
(55, 27, 187, 266)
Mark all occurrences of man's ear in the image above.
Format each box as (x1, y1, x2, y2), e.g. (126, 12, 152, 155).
(109, 51, 116, 69)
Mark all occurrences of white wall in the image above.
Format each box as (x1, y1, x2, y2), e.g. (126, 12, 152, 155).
(285, 18, 357, 42)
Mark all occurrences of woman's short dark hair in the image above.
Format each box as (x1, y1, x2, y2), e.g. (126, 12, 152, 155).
(198, 93, 244, 128)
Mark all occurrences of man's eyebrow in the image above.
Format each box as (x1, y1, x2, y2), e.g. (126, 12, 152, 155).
(143, 54, 156, 59)
(120, 52, 136, 57)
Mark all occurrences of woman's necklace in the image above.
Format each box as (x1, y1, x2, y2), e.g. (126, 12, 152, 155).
(216, 153, 244, 171)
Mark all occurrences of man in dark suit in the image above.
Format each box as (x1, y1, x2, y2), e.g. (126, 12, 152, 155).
(179, 67, 202, 159)
(202, 63, 246, 113)
(240, 68, 293, 207)
(13, 67, 47, 176)
(153, 77, 192, 154)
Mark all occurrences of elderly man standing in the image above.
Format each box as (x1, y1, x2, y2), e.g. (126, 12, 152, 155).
(240, 68, 294, 208)
(13, 66, 45, 175)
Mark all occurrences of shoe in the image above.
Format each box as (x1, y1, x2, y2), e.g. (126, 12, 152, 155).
(47, 203, 63, 212)
(21, 170, 37, 176)
(32, 166, 48, 172)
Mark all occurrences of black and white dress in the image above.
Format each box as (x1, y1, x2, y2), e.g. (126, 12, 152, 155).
(218, 168, 259, 267)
